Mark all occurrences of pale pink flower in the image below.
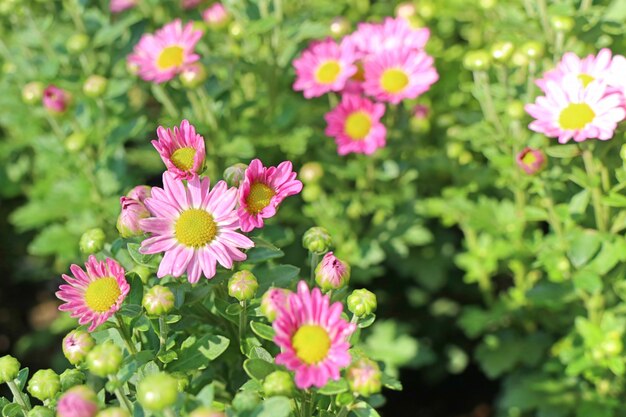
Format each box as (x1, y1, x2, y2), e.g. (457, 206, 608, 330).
(537, 49, 618, 92)
(110, 0, 137, 13)
(260, 288, 291, 322)
(202, 2, 229, 27)
(345, 17, 429, 58)
(152, 119, 206, 180)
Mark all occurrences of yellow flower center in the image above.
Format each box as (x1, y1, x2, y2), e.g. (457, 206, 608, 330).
(246, 182, 275, 214)
(521, 151, 537, 166)
(558, 102, 596, 130)
(344, 111, 372, 140)
(315, 60, 341, 84)
(381, 68, 409, 94)
(170, 147, 196, 171)
(175, 209, 217, 248)
(156, 46, 185, 70)
(578, 73, 594, 88)
(292, 324, 331, 365)
(85, 277, 121, 313)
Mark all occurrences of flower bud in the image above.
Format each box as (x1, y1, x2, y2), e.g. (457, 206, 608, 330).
(520, 41, 544, 60)
(228, 271, 258, 301)
(260, 288, 291, 322)
(395, 2, 416, 19)
(143, 285, 175, 315)
(262, 371, 294, 398)
(57, 386, 98, 417)
(125, 185, 150, 202)
(203, 2, 229, 28)
(189, 407, 226, 417)
(550, 15, 574, 33)
(302, 184, 322, 202)
(95, 408, 130, 417)
(137, 372, 179, 411)
(346, 358, 382, 396)
(223, 163, 248, 187)
(329, 17, 350, 38)
(64, 132, 88, 153)
(462, 50, 491, 72)
(63, 330, 95, 365)
(22, 81, 44, 105)
(413, 104, 429, 120)
(516, 147, 546, 175)
(28, 406, 54, 417)
(179, 63, 208, 89)
(110, 0, 137, 13)
(0, 355, 20, 383)
(315, 252, 350, 292)
(490, 41, 514, 64)
(43, 85, 70, 114)
(299, 162, 323, 183)
(27, 369, 61, 401)
(86, 342, 123, 378)
(229, 21, 243, 39)
(66, 34, 89, 55)
(347, 289, 377, 317)
(171, 372, 189, 392)
(302, 227, 332, 253)
(83, 75, 108, 98)
(79, 228, 106, 254)
(506, 100, 525, 119)
(117, 197, 150, 238)
(60, 369, 86, 391)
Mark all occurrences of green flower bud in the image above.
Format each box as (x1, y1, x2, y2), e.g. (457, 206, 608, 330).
(262, 371, 294, 398)
(83, 75, 108, 98)
(143, 285, 175, 315)
(223, 163, 248, 187)
(506, 100, 525, 119)
(96, 407, 131, 417)
(228, 271, 258, 301)
(302, 227, 332, 254)
(228, 21, 243, 39)
(395, 2, 417, 19)
(0, 355, 20, 384)
(511, 50, 529, 67)
(299, 162, 323, 183)
(66, 33, 89, 55)
(550, 15, 574, 33)
(22, 82, 44, 105)
(28, 406, 54, 417)
(463, 50, 491, 72)
(490, 41, 514, 64)
(79, 228, 106, 254)
(63, 330, 95, 365)
(137, 372, 179, 411)
(86, 342, 123, 378)
(171, 372, 189, 392)
(64, 132, 88, 153)
(60, 369, 85, 391)
(179, 63, 208, 89)
(329, 17, 351, 38)
(189, 407, 226, 417)
(232, 391, 260, 412)
(347, 289, 377, 317)
(27, 369, 60, 401)
(520, 41, 544, 60)
(346, 358, 382, 396)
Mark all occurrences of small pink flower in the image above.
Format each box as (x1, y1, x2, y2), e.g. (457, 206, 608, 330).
(237, 159, 303, 233)
(273, 281, 356, 389)
(413, 104, 429, 119)
(56, 256, 130, 332)
(293, 38, 357, 99)
(315, 252, 350, 292)
(202, 2, 229, 27)
(537, 49, 618, 92)
(110, 0, 137, 13)
(346, 17, 429, 58)
(152, 119, 206, 180)
(127, 19, 203, 84)
(127, 185, 151, 203)
(324, 94, 386, 155)
(57, 386, 98, 417)
(260, 288, 291, 322)
(117, 197, 150, 238)
(139, 172, 254, 283)
(516, 147, 546, 175)
(182, 0, 202, 9)
(43, 85, 69, 113)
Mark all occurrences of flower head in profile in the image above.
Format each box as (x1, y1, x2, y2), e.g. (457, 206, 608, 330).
(346, 17, 429, 58)
(110, 0, 137, 13)
(362, 48, 438, 104)
(273, 281, 356, 389)
(516, 147, 546, 175)
(152, 119, 206, 180)
(293, 38, 357, 99)
(525, 75, 626, 143)
(237, 159, 303, 232)
(536, 49, 618, 92)
(128, 19, 203, 84)
(140, 172, 254, 283)
(56, 256, 130, 332)
(325, 94, 386, 155)
(315, 251, 350, 292)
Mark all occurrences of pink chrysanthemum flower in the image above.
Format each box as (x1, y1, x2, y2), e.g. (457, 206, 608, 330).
(536, 49, 617, 92)
(346, 17, 430, 58)
(516, 147, 546, 175)
(56, 256, 130, 332)
(609, 55, 626, 97)
(293, 38, 357, 99)
(57, 386, 98, 417)
(110, 0, 137, 13)
(324, 94, 386, 155)
(127, 19, 203, 84)
(139, 172, 254, 283)
(525, 75, 626, 144)
(237, 159, 303, 233)
(181, 0, 202, 9)
(362, 48, 438, 104)
(43, 85, 69, 113)
(152, 119, 206, 180)
(203, 2, 229, 27)
(273, 281, 356, 389)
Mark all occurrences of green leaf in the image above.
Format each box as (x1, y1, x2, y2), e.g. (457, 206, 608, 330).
(567, 230, 601, 268)
(253, 264, 300, 292)
(248, 346, 273, 362)
(318, 379, 349, 395)
(196, 385, 214, 407)
(545, 145, 579, 158)
(250, 321, 275, 341)
(382, 373, 403, 391)
(2, 403, 22, 417)
(350, 402, 381, 417)
(93, 14, 142, 47)
(243, 358, 277, 380)
(358, 314, 376, 329)
(167, 335, 230, 372)
(572, 270, 602, 294)
(119, 304, 143, 318)
(246, 237, 284, 263)
(250, 396, 291, 417)
(198, 335, 230, 360)
(568, 190, 589, 215)
(16, 368, 28, 391)
(127, 243, 156, 266)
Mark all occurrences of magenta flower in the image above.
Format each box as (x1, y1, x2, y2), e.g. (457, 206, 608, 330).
(56, 256, 130, 332)
(43, 85, 69, 113)
(57, 386, 98, 417)
(127, 19, 203, 84)
(139, 172, 254, 283)
(325, 94, 386, 155)
(237, 159, 303, 233)
(516, 148, 546, 175)
(273, 281, 356, 389)
(152, 119, 206, 180)
(110, 0, 137, 13)
(345, 17, 430, 58)
(203, 2, 229, 27)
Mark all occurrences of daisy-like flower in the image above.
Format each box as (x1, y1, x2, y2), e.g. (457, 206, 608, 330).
(525, 75, 626, 144)
(536, 49, 618, 92)
(237, 159, 303, 233)
(127, 19, 203, 84)
(110, 0, 137, 13)
(56, 256, 130, 332)
(273, 281, 356, 389)
(293, 38, 357, 99)
(139, 172, 254, 283)
(324, 94, 386, 155)
(346, 17, 430, 58)
(152, 119, 206, 180)
(609, 54, 626, 97)
(362, 48, 438, 104)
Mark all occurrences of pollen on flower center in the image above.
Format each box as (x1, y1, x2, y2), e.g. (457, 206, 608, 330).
(315, 60, 341, 84)
(558, 102, 596, 130)
(170, 147, 197, 171)
(345, 111, 372, 140)
(292, 324, 331, 365)
(85, 277, 121, 313)
(246, 182, 276, 214)
(175, 209, 217, 248)
(156, 45, 185, 70)
(381, 68, 409, 94)
(578, 73, 595, 88)
(521, 152, 537, 166)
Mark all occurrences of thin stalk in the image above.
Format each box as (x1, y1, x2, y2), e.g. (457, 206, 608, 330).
(337, 406, 350, 417)
(186, 90, 204, 125)
(45, 114, 64, 139)
(158, 316, 168, 354)
(152, 84, 178, 118)
(582, 148, 607, 232)
(109, 376, 133, 412)
(472, 71, 505, 136)
(196, 88, 218, 131)
(526, 60, 537, 103)
(580, 0, 592, 12)
(536, 0, 553, 42)
(6, 380, 31, 414)
(554, 31, 565, 64)
(239, 300, 247, 352)
(309, 252, 320, 285)
(115, 314, 138, 355)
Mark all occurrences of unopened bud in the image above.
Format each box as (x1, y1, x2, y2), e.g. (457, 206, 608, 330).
(27, 369, 61, 401)
(516, 147, 546, 175)
(143, 285, 175, 315)
(95, 408, 130, 417)
(86, 342, 123, 378)
(66, 34, 89, 55)
(22, 82, 44, 105)
(60, 369, 86, 391)
(137, 372, 179, 411)
(80, 228, 106, 254)
(260, 288, 291, 322)
(57, 386, 98, 417)
(203, 2, 229, 28)
(347, 289, 377, 317)
(302, 227, 332, 253)
(28, 406, 54, 417)
(223, 163, 248, 187)
(262, 370, 294, 398)
(117, 197, 150, 238)
(179, 63, 208, 89)
(315, 252, 350, 292)
(126, 185, 151, 203)
(329, 17, 350, 38)
(0, 355, 20, 383)
(43, 85, 70, 114)
(63, 330, 95, 365)
(189, 408, 226, 417)
(490, 41, 514, 64)
(228, 271, 258, 301)
(346, 358, 382, 396)
(299, 162, 323, 183)
(463, 50, 491, 72)
(83, 75, 108, 98)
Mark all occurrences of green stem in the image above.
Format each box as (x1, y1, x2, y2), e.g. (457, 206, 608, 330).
(45, 114, 64, 139)
(580, 0, 592, 12)
(536, 0, 552, 42)
(158, 316, 168, 354)
(582, 148, 607, 232)
(186, 90, 204, 125)
(6, 380, 31, 414)
(554, 31, 564, 64)
(239, 300, 247, 352)
(309, 252, 320, 286)
(337, 406, 350, 417)
(526, 60, 537, 104)
(196, 89, 218, 131)
(472, 71, 505, 136)
(152, 84, 178, 118)
(116, 314, 138, 355)
(109, 376, 133, 412)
